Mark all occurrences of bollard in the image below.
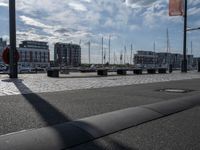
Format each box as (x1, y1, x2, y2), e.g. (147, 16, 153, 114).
(169, 64, 173, 73)
(197, 61, 200, 72)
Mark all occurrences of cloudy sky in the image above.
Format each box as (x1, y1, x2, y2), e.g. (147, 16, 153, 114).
(0, 0, 200, 63)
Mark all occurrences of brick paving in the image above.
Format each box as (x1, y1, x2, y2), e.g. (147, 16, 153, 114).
(0, 71, 200, 96)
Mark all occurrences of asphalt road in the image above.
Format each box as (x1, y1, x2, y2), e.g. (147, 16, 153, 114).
(67, 106, 200, 150)
(0, 78, 200, 137)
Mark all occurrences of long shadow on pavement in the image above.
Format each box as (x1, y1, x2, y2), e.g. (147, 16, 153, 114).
(2, 78, 138, 150)
(2, 78, 70, 126)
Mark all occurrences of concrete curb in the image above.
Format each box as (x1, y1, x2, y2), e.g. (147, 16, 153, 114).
(71, 107, 162, 138)
(0, 95, 199, 150)
(142, 95, 200, 115)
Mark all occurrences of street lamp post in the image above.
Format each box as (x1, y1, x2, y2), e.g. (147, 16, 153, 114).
(181, 0, 187, 73)
(9, 0, 18, 78)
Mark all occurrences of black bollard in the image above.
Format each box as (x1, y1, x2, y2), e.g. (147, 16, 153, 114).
(169, 64, 173, 73)
(198, 61, 200, 72)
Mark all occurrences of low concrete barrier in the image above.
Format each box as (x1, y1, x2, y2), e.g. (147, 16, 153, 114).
(47, 69, 59, 77)
(80, 69, 96, 73)
(158, 68, 167, 74)
(147, 68, 156, 74)
(117, 69, 127, 75)
(133, 69, 142, 75)
(97, 69, 108, 76)
(60, 69, 69, 74)
(0, 95, 199, 150)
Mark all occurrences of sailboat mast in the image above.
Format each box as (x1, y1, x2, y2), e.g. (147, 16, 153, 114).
(130, 44, 133, 65)
(124, 46, 126, 64)
(166, 28, 171, 65)
(102, 37, 104, 66)
(109, 35, 111, 64)
(167, 28, 169, 53)
(153, 41, 156, 67)
(88, 41, 91, 65)
(114, 50, 116, 65)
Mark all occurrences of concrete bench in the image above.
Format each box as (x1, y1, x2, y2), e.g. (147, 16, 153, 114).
(80, 69, 96, 73)
(158, 68, 167, 74)
(97, 69, 108, 76)
(147, 68, 156, 74)
(47, 69, 59, 77)
(60, 69, 69, 74)
(133, 69, 142, 75)
(117, 69, 127, 75)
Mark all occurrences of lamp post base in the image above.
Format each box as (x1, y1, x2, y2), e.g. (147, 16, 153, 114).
(181, 60, 187, 73)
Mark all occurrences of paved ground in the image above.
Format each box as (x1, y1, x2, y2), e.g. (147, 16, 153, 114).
(0, 76, 200, 135)
(0, 72, 200, 149)
(0, 71, 200, 96)
(67, 106, 200, 150)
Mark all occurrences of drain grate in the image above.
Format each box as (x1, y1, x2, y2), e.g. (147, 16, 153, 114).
(157, 89, 194, 93)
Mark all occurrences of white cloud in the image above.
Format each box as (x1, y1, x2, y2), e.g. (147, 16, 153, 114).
(81, 0, 91, 3)
(129, 24, 140, 31)
(193, 20, 200, 27)
(68, 2, 87, 11)
(0, 2, 8, 7)
(20, 15, 52, 29)
(2, 0, 200, 61)
(189, 0, 200, 6)
(124, 0, 157, 8)
(188, 7, 200, 16)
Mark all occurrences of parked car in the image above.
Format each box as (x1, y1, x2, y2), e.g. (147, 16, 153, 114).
(0, 65, 8, 72)
(19, 67, 33, 73)
(31, 67, 46, 73)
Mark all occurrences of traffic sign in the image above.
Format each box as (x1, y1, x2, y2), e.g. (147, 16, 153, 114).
(2, 47, 19, 64)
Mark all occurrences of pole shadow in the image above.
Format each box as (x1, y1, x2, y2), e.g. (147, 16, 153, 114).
(2, 78, 138, 150)
(2, 78, 71, 126)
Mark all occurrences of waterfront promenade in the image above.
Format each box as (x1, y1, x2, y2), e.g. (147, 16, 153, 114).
(0, 72, 200, 149)
(0, 71, 200, 96)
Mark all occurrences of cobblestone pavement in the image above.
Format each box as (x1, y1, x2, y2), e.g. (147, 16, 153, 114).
(0, 71, 200, 96)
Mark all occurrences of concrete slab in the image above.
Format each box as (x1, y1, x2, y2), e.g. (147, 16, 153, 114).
(67, 107, 200, 150)
(142, 95, 200, 115)
(0, 123, 93, 150)
(1, 93, 199, 150)
(1, 71, 200, 96)
(71, 107, 163, 138)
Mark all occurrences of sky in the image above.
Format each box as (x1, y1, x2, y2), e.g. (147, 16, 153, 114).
(0, 0, 200, 63)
